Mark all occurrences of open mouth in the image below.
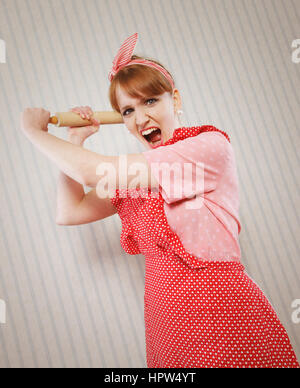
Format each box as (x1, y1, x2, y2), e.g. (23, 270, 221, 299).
(142, 127, 162, 147)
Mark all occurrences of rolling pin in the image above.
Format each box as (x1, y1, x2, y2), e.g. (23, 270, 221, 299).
(49, 111, 124, 127)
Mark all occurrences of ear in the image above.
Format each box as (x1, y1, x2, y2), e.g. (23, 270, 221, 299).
(172, 88, 182, 113)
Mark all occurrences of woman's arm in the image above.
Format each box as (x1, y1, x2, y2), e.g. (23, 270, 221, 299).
(56, 120, 117, 225)
(57, 188, 117, 225)
(23, 127, 97, 186)
(21, 108, 102, 186)
(55, 112, 96, 224)
(56, 171, 85, 224)
(56, 107, 117, 226)
(21, 108, 159, 195)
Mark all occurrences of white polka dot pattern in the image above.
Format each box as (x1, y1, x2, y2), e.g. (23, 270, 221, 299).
(110, 126, 300, 368)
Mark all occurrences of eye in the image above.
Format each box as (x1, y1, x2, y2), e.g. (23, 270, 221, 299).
(122, 108, 132, 117)
(122, 98, 158, 117)
(146, 98, 157, 105)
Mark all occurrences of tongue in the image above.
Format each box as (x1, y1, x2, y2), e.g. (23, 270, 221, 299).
(148, 129, 161, 143)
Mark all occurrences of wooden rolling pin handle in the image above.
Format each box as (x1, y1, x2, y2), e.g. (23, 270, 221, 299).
(48, 111, 123, 127)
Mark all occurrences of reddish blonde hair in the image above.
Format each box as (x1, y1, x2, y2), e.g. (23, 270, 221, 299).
(108, 55, 175, 113)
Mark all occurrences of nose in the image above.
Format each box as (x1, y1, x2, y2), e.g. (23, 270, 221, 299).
(135, 107, 150, 128)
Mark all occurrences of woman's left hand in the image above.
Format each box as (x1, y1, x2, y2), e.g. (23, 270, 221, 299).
(21, 108, 51, 135)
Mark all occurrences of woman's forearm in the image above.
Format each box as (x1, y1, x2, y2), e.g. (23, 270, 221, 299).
(55, 136, 86, 223)
(56, 172, 85, 223)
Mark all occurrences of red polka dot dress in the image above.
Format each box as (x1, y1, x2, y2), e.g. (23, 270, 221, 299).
(110, 126, 300, 368)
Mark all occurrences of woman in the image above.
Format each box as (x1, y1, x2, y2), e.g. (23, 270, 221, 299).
(21, 33, 299, 368)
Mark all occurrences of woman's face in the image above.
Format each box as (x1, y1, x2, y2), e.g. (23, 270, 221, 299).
(116, 84, 182, 150)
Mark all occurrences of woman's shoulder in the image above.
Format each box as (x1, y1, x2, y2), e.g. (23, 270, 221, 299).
(178, 128, 232, 154)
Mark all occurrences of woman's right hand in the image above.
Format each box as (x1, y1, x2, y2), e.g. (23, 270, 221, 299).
(67, 106, 100, 145)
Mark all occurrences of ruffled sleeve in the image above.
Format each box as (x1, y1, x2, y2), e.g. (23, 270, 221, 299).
(110, 189, 141, 255)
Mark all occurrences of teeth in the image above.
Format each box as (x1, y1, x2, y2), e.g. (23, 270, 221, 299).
(142, 127, 159, 136)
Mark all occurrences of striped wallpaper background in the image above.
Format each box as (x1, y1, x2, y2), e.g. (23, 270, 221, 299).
(0, 0, 299, 367)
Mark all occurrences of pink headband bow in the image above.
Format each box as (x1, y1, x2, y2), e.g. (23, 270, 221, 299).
(108, 33, 175, 89)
